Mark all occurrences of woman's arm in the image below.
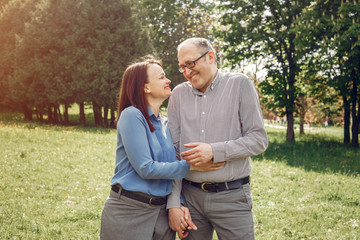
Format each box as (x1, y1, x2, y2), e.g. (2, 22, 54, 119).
(119, 108, 189, 180)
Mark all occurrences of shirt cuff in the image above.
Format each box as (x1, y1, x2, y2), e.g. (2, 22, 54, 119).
(210, 142, 225, 163)
(166, 194, 181, 209)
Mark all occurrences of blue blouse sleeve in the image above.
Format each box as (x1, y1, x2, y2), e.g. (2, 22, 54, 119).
(119, 108, 189, 180)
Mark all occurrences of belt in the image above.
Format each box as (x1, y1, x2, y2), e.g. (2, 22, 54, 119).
(111, 185, 167, 206)
(184, 176, 250, 193)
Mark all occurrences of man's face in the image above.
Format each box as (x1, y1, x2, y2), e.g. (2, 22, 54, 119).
(177, 44, 213, 93)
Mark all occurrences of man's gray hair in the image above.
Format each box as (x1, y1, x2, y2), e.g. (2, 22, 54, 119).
(177, 38, 216, 58)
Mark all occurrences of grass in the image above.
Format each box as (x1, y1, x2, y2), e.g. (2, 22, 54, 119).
(1, 111, 359, 239)
(0, 114, 115, 239)
(252, 128, 360, 239)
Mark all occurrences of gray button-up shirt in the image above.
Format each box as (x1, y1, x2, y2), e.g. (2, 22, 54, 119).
(167, 71, 268, 208)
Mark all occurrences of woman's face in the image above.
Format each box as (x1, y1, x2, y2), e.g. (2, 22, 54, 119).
(144, 64, 172, 100)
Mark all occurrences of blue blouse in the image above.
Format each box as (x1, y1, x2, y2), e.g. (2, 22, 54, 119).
(110, 106, 190, 196)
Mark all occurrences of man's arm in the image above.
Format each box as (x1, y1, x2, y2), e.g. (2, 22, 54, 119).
(167, 94, 196, 238)
(166, 179, 182, 209)
(180, 76, 268, 165)
(211, 76, 268, 163)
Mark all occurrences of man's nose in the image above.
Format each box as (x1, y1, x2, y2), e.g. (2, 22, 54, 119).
(184, 67, 192, 76)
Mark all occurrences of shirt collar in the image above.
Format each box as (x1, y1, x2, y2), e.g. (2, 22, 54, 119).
(210, 70, 221, 90)
(147, 106, 162, 121)
(191, 70, 221, 95)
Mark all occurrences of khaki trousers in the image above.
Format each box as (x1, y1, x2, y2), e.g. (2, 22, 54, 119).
(182, 182, 255, 240)
(100, 189, 175, 240)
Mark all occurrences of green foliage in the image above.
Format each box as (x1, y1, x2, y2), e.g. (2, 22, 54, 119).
(0, 0, 40, 109)
(141, 0, 216, 87)
(216, 0, 314, 142)
(216, 0, 360, 145)
(294, 0, 360, 146)
(1, 0, 151, 119)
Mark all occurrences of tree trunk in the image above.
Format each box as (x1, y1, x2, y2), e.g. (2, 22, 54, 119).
(286, 80, 296, 142)
(35, 106, 44, 121)
(35, 107, 40, 120)
(23, 103, 32, 121)
(297, 96, 308, 135)
(92, 101, 102, 127)
(110, 109, 116, 128)
(53, 104, 59, 124)
(63, 103, 69, 124)
(103, 105, 109, 128)
(286, 30, 296, 142)
(57, 105, 63, 123)
(352, 115, 359, 148)
(47, 105, 53, 123)
(286, 112, 295, 142)
(299, 105, 305, 134)
(351, 69, 359, 147)
(79, 102, 86, 126)
(343, 96, 351, 144)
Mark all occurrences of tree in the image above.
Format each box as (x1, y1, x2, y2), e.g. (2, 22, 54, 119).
(336, 0, 360, 147)
(295, 62, 340, 134)
(216, 0, 313, 142)
(78, 0, 151, 126)
(4, 0, 151, 126)
(0, 0, 40, 115)
(295, 0, 360, 147)
(7, 0, 85, 123)
(141, 0, 217, 90)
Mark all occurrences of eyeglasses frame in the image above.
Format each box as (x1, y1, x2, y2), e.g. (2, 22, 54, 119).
(178, 51, 210, 73)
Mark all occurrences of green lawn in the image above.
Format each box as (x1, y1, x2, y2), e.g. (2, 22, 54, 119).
(1, 112, 359, 239)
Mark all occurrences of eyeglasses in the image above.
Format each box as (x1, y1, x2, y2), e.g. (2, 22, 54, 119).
(178, 51, 209, 73)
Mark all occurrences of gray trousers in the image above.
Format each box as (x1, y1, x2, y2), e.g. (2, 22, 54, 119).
(100, 189, 175, 240)
(182, 182, 254, 240)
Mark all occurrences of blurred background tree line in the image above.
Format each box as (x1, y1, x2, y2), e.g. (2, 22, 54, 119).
(0, 0, 359, 147)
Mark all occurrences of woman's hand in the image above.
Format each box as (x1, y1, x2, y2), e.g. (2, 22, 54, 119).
(168, 206, 197, 239)
(189, 160, 225, 172)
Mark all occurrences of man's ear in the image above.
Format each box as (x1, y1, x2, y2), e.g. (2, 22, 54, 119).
(208, 51, 216, 64)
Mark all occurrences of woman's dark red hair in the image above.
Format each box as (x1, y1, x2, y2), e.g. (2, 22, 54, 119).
(116, 57, 162, 132)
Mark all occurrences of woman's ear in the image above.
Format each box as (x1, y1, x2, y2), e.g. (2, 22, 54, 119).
(144, 84, 151, 93)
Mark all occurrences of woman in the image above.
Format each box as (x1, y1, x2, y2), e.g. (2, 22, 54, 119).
(100, 57, 222, 240)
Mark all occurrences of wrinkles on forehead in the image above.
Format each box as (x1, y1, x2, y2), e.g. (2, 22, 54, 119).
(177, 44, 202, 65)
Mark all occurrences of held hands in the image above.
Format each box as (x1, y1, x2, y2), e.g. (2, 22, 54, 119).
(189, 161, 225, 172)
(168, 206, 197, 239)
(181, 142, 225, 171)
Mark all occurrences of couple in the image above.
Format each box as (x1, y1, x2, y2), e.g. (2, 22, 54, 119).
(100, 38, 268, 240)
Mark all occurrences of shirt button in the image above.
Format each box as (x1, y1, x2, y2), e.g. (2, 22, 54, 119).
(204, 95, 206, 98)
(201, 130, 204, 133)
(202, 112, 205, 115)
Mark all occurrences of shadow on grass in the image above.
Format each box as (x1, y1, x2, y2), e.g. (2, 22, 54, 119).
(254, 130, 360, 176)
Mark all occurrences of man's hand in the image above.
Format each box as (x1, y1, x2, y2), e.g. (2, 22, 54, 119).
(168, 207, 197, 239)
(190, 161, 225, 172)
(180, 142, 214, 166)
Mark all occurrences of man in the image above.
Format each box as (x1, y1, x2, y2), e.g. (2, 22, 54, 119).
(166, 38, 268, 240)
